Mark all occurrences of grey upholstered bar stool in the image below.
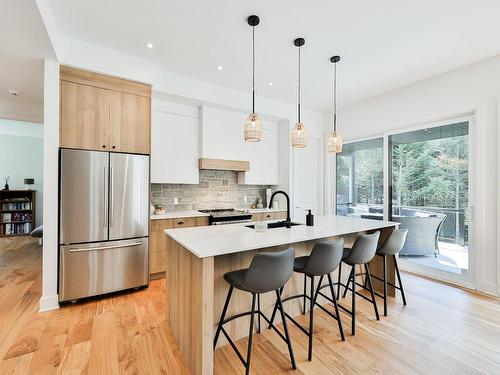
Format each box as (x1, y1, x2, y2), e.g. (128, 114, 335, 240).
(337, 231, 380, 335)
(372, 228, 408, 316)
(213, 248, 296, 375)
(268, 239, 345, 361)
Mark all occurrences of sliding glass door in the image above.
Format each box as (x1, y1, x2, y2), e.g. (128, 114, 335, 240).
(388, 120, 471, 282)
(336, 138, 384, 217)
(335, 117, 473, 287)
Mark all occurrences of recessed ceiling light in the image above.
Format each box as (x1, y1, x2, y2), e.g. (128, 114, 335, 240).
(217, 65, 223, 71)
(145, 42, 154, 49)
(9, 89, 20, 96)
(268, 82, 273, 86)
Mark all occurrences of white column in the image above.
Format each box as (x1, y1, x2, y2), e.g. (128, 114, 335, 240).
(40, 59, 60, 312)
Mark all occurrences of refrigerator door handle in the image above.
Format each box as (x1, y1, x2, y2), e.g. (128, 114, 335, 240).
(103, 166, 108, 226)
(69, 241, 142, 253)
(109, 166, 114, 227)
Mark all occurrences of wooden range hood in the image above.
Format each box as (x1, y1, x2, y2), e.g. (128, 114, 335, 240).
(198, 158, 249, 172)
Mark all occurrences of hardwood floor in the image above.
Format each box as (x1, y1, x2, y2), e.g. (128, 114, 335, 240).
(1, 236, 499, 374)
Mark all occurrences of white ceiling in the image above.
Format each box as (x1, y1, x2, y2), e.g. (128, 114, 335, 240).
(0, 0, 56, 122)
(49, 0, 500, 111)
(0, 54, 44, 106)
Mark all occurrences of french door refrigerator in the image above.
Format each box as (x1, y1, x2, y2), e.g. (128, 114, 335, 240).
(59, 149, 149, 302)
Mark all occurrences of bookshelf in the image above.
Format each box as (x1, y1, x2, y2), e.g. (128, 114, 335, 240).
(0, 190, 36, 237)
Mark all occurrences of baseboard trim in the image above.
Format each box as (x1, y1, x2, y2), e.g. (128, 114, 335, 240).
(39, 294, 59, 312)
(482, 281, 499, 296)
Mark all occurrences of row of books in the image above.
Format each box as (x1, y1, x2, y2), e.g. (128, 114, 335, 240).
(1, 201, 32, 211)
(0, 222, 32, 235)
(1, 212, 32, 222)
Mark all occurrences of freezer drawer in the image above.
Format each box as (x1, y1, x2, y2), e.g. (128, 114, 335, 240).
(59, 238, 149, 302)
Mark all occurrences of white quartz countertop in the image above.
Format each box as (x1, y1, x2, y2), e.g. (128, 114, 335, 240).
(165, 215, 398, 258)
(150, 210, 210, 220)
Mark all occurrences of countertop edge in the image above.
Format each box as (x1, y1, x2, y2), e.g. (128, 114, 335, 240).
(165, 217, 399, 259)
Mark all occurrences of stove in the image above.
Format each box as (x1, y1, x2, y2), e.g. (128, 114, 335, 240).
(198, 208, 252, 225)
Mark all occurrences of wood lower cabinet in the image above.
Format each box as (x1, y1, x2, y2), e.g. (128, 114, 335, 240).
(251, 211, 287, 222)
(149, 216, 209, 277)
(59, 65, 151, 154)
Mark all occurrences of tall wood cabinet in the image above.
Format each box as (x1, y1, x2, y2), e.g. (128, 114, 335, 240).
(60, 66, 151, 154)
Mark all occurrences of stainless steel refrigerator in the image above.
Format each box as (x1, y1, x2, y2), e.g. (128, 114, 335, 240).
(59, 149, 149, 302)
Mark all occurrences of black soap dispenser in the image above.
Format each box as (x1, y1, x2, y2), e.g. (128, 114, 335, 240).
(306, 209, 314, 226)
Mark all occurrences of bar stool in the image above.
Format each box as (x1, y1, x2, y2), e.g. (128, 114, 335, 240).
(268, 239, 345, 361)
(213, 248, 296, 375)
(372, 228, 408, 316)
(337, 231, 380, 335)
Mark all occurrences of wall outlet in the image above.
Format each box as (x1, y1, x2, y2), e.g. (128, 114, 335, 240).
(244, 196, 248, 203)
(173, 197, 179, 205)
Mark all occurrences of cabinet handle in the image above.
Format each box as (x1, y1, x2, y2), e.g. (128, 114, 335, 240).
(102, 145, 106, 148)
(267, 214, 271, 218)
(177, 220, 184, 225)
(112, 145, 116, 149)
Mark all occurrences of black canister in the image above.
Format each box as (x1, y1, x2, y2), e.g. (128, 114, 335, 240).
(306, 209, 314, 226)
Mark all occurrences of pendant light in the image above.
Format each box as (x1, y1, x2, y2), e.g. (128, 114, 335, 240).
(244, 15, 262, 142)
(328, 56, 343, 153)
(291, 38, 307, 148)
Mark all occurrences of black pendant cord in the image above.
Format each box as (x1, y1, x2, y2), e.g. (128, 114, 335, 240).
(252, 25, 255, 114)
(333, 61, 337, 133)
(298, 46, 301, 123)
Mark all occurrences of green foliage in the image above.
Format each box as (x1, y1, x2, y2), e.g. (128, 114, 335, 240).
(392, 136, 468, 209)
(336, 135, 468, 210)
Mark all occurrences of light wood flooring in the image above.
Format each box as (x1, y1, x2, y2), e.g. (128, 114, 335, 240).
(1, 237, 499, 374)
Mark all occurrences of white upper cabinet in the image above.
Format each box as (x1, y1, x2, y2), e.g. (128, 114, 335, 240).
(201, 106, 280, 185)
(151, 105, 200, 184)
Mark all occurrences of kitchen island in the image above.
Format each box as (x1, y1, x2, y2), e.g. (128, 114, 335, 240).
(165, 215, 398, 375)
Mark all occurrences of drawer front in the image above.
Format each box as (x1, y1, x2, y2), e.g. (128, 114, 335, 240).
(174, 217, 196, 228)
(269, 211, 287, 220)
(251, 211, 286, 221)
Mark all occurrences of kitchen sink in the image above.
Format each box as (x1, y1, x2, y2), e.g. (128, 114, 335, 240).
(245, 221, 303, 229)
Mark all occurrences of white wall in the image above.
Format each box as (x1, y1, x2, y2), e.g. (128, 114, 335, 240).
(0, 119, 43, 225)
(330, 54, 500, 296)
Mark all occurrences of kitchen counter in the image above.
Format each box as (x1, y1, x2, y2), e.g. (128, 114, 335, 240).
(165, 215, 399, 374)
(165, 215, 397, 258)
(150, 210, 209, 220)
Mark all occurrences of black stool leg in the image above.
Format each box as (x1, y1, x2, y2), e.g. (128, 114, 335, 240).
(394, 254, 407, 305)
(327, 273, 345, 341)
(268, 286, 283, 328)
(337, 261, 342, 300)
(308, 275, 315, 361)
(257, 293, 261, 333)
(245, 293, 257, 375)
(351, 268, 356, 335)
(343, 267, 354, 298)
(383, 254, 388, 316)
(214, 285, 233, 348)
(364, 263, 380, 320)
(275, 289, 297, 370)
(302, 273, 307, 314)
